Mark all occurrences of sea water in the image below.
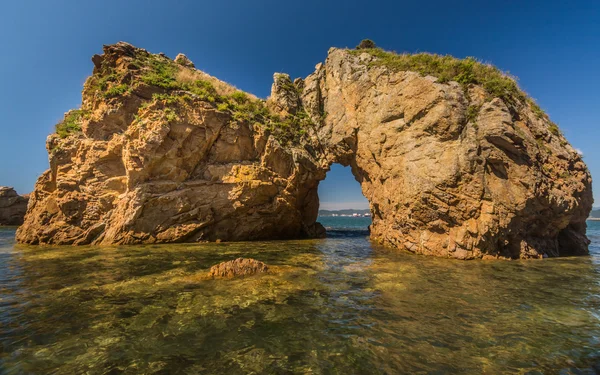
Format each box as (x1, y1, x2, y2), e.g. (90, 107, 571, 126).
(0, 219, 598, 374)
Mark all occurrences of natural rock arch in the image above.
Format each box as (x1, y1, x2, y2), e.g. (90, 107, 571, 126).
(17, 42, 592, 259)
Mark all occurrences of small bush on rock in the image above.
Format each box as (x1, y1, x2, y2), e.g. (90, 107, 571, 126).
(356, 39, 377, 50)
(103, 84, 129, 98)
(55, 109, 89, 138)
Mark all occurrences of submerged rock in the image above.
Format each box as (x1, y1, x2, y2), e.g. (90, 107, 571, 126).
(208, 258, 269, 278)
(17, 42, 593, 259)
(0, 187, 29, 225)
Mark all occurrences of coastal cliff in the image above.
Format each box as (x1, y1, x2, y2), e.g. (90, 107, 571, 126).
(17, 42, 593, 259)
(0, 187, 29, 225)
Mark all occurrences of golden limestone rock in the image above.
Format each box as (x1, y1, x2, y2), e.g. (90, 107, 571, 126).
(208, 258, 269, 278)
(17, 42, 593, 259)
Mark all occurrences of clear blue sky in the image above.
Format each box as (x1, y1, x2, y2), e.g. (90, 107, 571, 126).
(1, 0, 598, 210)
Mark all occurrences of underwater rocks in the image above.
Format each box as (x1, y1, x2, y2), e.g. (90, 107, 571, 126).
(0, 187, 29, 225)
(208, 258, 269, 278)
(17, 42, 592, 259)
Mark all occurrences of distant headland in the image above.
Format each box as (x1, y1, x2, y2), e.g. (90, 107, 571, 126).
(318, 209, 371, 217)
(588, 208, 600, 221)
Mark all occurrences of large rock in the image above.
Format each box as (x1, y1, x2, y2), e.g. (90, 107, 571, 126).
(0, 187, 29, 225)
(208, 258, 269, 278)
(17, 42, 593, 259)
(312, 49, 592, 259)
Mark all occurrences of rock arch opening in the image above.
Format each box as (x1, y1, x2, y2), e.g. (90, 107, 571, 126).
(315, 164, 371, 235)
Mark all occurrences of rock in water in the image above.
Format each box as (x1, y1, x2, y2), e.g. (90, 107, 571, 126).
(0, 187, 29, 225)
(16, 42, 593, 259)
(208, 258, 269, 278)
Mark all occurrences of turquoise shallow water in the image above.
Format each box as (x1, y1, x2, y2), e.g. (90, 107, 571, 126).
(0, 219, 599, 374)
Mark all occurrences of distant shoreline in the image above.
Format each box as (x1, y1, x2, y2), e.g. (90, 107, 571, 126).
(587, 218, 600, 221)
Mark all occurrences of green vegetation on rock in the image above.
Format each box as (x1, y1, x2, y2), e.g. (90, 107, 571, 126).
(356, 39, 376, 50)
(103, 84, 130, 98)
(273, 73, 298, 94)
(61, 50, 306, 145)
(349, 45, 566, 138)
(151, 92, 188, 105)
(548, 123, 561, 136)
(350, 48, 526, 104)
(140, 56, 180, 89)
(527, 98, 547, 119)
(97, 73, 118, 91)
(164, 108, 178, 123)
(59, 46, 565, 145)
(55, 109, 89, 138)
(128, 56, 313, 145)
(186, 80, 217, 102)
(466, 105, 480, 124)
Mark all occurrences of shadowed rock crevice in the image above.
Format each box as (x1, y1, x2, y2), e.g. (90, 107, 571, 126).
(17, 42, 593, 259)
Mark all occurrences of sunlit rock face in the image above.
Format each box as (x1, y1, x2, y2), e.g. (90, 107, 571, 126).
(17, 42, 592, 259)
(309, 49, 592, 259)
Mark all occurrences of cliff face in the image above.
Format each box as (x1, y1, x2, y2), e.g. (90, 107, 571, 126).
(17, 42, 593, 259)
(0, 187, 29, 225)
(310, 49, 592, 259)
(17, 43, 326, 245)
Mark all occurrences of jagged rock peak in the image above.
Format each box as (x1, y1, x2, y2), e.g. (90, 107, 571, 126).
(174, 53, 195, 68)
(267, 73, 301, 115)
(16, 43, 593, 260)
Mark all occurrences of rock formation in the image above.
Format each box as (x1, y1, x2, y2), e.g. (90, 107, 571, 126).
(174, 53, 194, 68)
(17, 42, 593, 259)
(208, 258, 269, 278)
(0, 187, 29, 225)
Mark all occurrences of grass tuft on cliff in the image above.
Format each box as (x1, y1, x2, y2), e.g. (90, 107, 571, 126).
(134, 55, 312, 145)
(349, 47, 568, 138)
(104, 84, 130, 98)
(140, 56, 181, 89)
(350, 48, 527, 104)
(55, 110, 89, 138)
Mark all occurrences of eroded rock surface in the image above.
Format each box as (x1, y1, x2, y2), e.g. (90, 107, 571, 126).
(17, 42, 593, 259)
(208, 258, 269, 278)
(174, 53, 194, 68)
(311, 49, 592, 259)
(0, 187, 29, 225)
